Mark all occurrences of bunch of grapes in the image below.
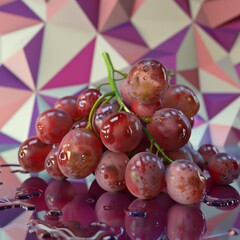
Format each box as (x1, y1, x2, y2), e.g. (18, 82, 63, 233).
(17, 52, 240, 205)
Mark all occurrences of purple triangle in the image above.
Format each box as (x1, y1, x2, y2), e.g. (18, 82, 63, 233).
(0, 66, 31, 90)
(200, 24, 238, 51)
(0, 132, 21, 144)
(235, 64, 240, 78)
(225, 127, 240, 146)
(154, 26, 189, 54)
(0, 1, 41, 20)
(76, 0, 99, 29)
(28, 97, 39, 137)
(40, 95, 58, 107)
(103, 21, 148, 46)
(203, 94, 239, 119)
(175, 0, 191, 17)
(220, 16, 240, 31)
(200, 126, 212, 146)
(24, 28, 44, 86)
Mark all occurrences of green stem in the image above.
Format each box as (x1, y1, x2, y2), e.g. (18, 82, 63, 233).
(86, 91, 114, 131)
(102, 51, 173, 165)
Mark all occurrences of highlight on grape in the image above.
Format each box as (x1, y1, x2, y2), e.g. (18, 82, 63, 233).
(17, 52, 240, 205)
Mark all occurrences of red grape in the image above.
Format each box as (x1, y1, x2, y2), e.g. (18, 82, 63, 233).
(100, 111, 143, 153)
(58, 128, 102, 179)
(120, 79, 136, 107)
(18, 136, 52, 172)
(146, 108, 191, 151)
(198, 143, 219, 167)
(127, 59, 169, 104)
(71, 119, 88, 130)
(125, 152, 165, 199)
(165, 159, 206, 204)
(35, 108, 73, 144)
(95, 150, 129, 192)
(208, 152, 240, 185)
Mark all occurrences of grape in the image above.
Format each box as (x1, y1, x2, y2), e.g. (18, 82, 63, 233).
(198, 143, 219, 167)
(130, 99, 162, 118)
(162, 84, 200, 118)
(92, 103, 118, 135)
(208, 152, 240, 185)
(18, 136, 52, 172)
(95, 150, 129, 192)
(146, 108, 191, 151)
(35, 108, 73, 144)
(120, 79, 136, 107)
(44, 144, 67, 180)
(58, 128, 102, 179)
(100, 111, 143, 153)
(125, 152, 165, 199)
(165, 159, 206, 205)
(165, 145, 193, 162)
(127, 59, 169, 104)
(54, 96, 80, 119)
(71, 119, 88, 130)
(76, 88, 101, 118)
(167, 204, 206, 240)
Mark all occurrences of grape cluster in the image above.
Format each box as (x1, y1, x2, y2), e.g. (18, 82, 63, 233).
(17, 52, 240, 205)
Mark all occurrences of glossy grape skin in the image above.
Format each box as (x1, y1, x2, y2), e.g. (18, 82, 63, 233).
(162, 84, 200, 118)
(130, 99, 162, 118)
(198, 143, 219, 167)
(76, 88, 101, 118)
(208, 152, 240, 185)
(120, 79, 136, 107)
(165, 159, 206, 205)
(54, 96, 79, 119)
(125, 152, 165, 199)
(18, 136, 52, 172)
(71, 119, 88, 130)
(127, 59, 168, 104)
(58, 128, 102, 179)
(146, 108, 191, 151)
(100, 111, 143, 153)
(45, 145, 67, 180)
(95, 150, 129, 192)
(92, 103, 118, 135)
(167, 204, 206, 240)
(35, 108, 73, 144)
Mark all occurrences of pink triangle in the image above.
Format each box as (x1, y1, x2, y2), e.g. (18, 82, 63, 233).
(225, 127, 240, 145)
(47, 0, 68, 20)
(178, 68, 200, 90)
(193, 26, 215, 68)
(104, 35, 149, 64)
(41, 39, 95, 90)
(209, 124, 231, 146)
(0, 0, 16, 6)
(193, 114, 206, 128)
(0, 87, 32, 128)
(0, 12, 42, 35)
(4, 49, 35, 90)
(98, 0, 118, 32)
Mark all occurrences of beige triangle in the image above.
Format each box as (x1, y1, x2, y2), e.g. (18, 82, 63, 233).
(49, 0, 96, 32)
(177, 26, 198, 70)
(189, 0, 203, 19)
(190, 123, 208, 149)
(89, 34, 129, 85)
(4, 49, 35, 90)
(0, 23, 43, 65)
(22, 0, 47, 21)
(131, 0, 191, 49)
(199, 69, 240, 93)
(230, 33, 240, 64)
(37, 23, 95, 89)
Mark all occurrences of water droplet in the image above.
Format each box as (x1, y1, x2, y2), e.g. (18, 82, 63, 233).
(143, 66, 149, 72)
(228, 228, 239, 236)
(47, 209, 62, 217)
(104, 204, 113, 211)
(127, 209, 147, 217)
(15, 186, 42, 200)
(0, 200, 36, 211)
(203, 194, 239, 208)
(143, 76, 147, 80)
(86, 198, 95, 204)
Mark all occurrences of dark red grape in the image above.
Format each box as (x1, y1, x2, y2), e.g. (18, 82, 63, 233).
(198, 143, 219, 167)
(208, 152, 240, 185)
(146, 108, 191, 151)
(71, 119, 88, 130)
(125, 152, 165, 199)
(58, 128, 102, 179)
(100, 111, 143, 153)
(35, 108, 73, 144)
(127, 59, 169, 104)
(18, 136, 52, 172)
(120, 79, 136, 107)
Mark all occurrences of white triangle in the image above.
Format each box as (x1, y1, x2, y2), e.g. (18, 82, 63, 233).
(209, 97, 240, 127)
(0, 23, 44, 65)
(177, 26, 198, 70)
(190, 122, 208, 149)
(230, 33, 240, 64)
(22, 0, 47, 21)
(199, 69, 240, 93)
(40, 84, 87, 98)
(1, 94, 35, 142)
(131, 0, 191, 49)
(89, 34, 129, 85)
(37, 23, 95, 89)
(50, 0, 96, 32)
(36, 95, 52, 114)
(189, 0, 203, 19)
